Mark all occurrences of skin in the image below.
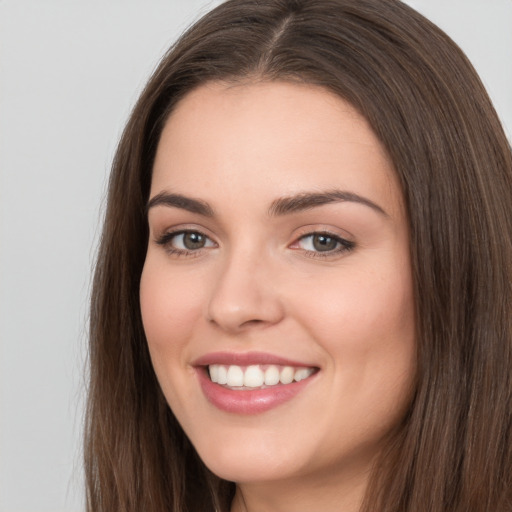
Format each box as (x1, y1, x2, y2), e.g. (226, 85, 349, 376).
(140, 81, 416, 512)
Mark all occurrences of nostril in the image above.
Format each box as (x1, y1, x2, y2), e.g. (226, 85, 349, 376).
(242, 319, 264, 326)
(208, 316, 266, 329)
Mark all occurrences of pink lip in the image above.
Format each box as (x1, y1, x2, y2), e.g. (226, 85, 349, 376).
(193, 352, 319, 415)
(193, 351, 312, 367)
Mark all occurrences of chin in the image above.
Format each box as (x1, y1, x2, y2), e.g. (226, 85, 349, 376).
(201, 450, 302, 484)
(188, 425, 309, 483)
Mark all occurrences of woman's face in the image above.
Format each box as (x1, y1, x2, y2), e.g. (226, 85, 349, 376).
(140, 81, 416, 492)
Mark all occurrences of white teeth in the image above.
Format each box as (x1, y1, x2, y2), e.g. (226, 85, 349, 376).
(244, 365, 264, 387)
(209, 364, 219, 382)
(294, 367, 314, 382)
(279, 366, 295, 384)
(208, 363, 315, 388)
(264, 365, 280, 386)
(226, 365, 244, 387)
(217, 365, 228, 385)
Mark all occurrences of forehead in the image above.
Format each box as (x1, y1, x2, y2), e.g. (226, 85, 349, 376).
(151, 81, 403, 218)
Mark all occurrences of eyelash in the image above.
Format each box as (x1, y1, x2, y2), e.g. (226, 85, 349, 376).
(293, 231, 355, 259)
(155, 230, 216, 257)
(155, 229, 355, 259)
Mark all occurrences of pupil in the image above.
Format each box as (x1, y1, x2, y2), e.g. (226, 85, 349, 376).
(313, 234, 337, 252)
(184, 232, 205, 250)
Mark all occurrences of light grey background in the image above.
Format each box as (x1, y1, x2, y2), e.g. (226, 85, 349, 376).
(0, 1, 510, 511)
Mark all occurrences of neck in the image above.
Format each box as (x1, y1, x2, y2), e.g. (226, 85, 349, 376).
(230, 465, 369, 512)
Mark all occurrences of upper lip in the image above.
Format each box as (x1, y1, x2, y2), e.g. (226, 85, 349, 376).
(192, 351, 317, 368)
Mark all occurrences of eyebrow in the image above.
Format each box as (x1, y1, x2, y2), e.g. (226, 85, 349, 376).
(146, 189, 387, 218)
(146, 192, 214, 217)
(268, 190, 388, 217)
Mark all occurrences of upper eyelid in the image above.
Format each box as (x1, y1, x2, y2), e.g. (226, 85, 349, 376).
(298, 231, 345, 241)
(158, 227, 351, 240)
(292, 224, 354, 241)
(293, 232, 354, 247)
(156, 228, 215, 242)
(153, 224, 216, 239)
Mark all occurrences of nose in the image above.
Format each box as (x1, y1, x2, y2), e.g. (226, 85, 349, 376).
(206, 249, 285, 333)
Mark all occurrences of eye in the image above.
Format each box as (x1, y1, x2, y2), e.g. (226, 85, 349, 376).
(293, 232, 355, 256)
(156, 230, 216, 255)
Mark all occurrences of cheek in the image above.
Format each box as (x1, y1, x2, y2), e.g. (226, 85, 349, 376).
(295, 265, 414, 347)
(306, 269, 415, 432)
(291, 255, 416, 410)
(139, 260, 203, 365)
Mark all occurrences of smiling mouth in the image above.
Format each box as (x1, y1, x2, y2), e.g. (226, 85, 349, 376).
(208, 364, 317, 389)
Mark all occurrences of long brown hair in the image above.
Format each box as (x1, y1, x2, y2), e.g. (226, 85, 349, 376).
(85, 0, 512, 510)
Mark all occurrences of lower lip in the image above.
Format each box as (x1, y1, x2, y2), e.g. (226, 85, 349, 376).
(196, 368, 316, 415)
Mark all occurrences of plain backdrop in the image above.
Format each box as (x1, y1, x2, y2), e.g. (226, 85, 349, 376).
(0, 1, 511, 511)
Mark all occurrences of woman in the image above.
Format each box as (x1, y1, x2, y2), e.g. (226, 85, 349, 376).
(85, 0, 512, 511)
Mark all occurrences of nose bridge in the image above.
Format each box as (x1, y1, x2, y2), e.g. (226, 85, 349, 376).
(206, 240, 284, 332)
